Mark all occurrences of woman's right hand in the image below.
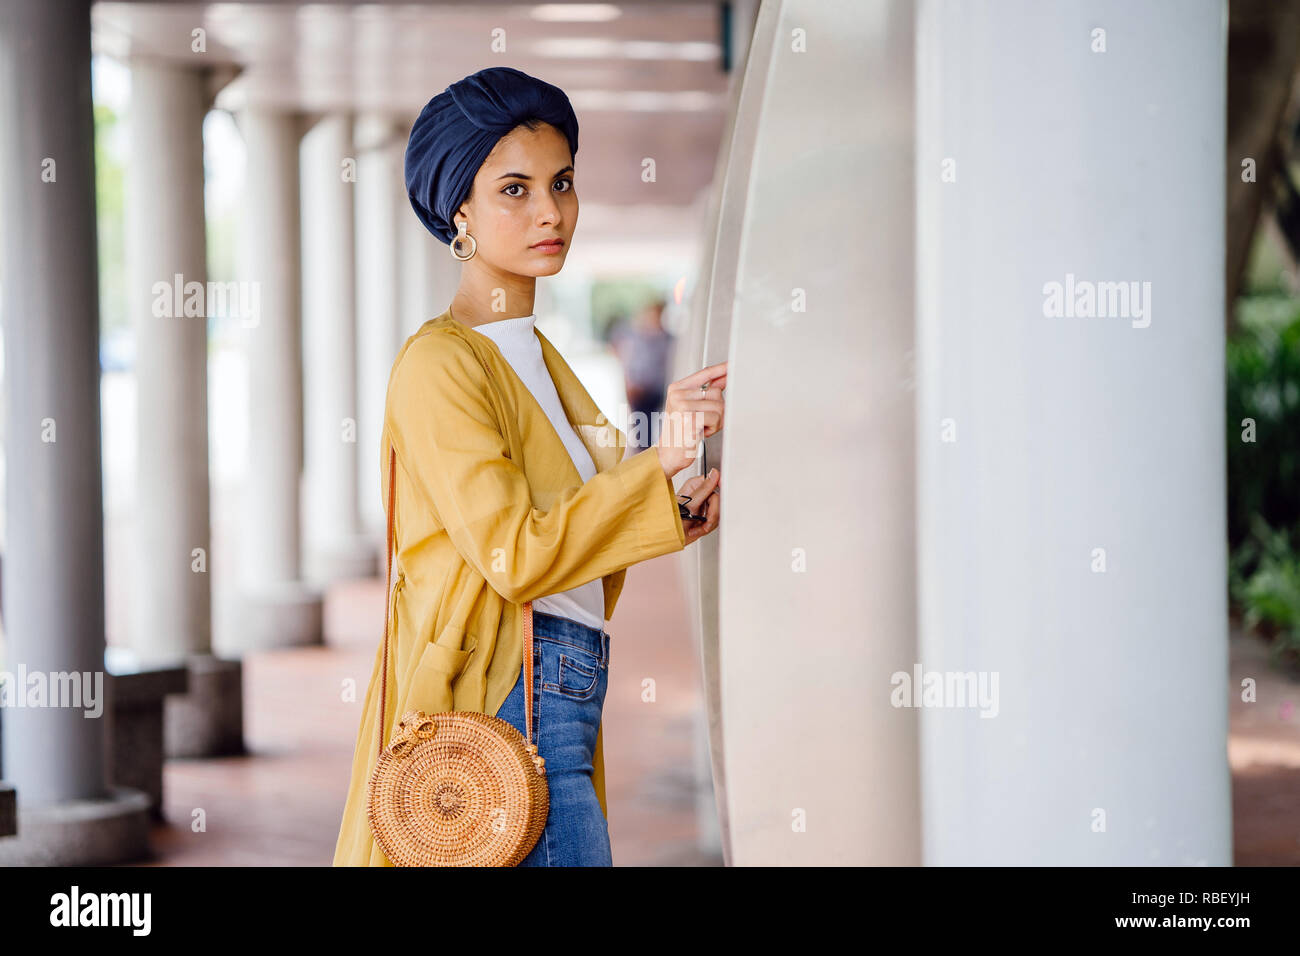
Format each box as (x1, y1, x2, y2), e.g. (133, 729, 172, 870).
(656, 361, 728, 478)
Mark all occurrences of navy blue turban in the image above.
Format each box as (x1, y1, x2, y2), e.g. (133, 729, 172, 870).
(405, 66, 580, 245)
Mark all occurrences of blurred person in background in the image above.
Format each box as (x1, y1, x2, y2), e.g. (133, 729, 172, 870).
(610, 298, 675, 450)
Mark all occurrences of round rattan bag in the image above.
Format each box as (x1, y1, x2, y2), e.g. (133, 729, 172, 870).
(366, 443, 549, 867)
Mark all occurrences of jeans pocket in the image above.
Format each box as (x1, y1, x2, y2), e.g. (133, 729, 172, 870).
(547, 650, 600, 701)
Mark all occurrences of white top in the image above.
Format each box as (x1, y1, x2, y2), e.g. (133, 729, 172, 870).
(472, 313, 608, 631)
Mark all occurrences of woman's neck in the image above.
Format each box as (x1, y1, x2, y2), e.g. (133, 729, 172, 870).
(449, 281, 536, 328)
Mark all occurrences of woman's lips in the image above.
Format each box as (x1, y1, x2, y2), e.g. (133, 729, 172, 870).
(530, 239, 564, 253)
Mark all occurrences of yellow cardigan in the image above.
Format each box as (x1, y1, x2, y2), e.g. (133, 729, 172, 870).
(333, 309, 687, 866)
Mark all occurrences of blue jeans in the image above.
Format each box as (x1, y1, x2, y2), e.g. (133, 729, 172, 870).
(494, 609, 612, 867)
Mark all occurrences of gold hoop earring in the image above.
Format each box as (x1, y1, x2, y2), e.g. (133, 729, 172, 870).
(451, 221, 477, 261)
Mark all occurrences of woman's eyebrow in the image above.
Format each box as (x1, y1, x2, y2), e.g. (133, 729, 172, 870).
(496, 165, 574, 181)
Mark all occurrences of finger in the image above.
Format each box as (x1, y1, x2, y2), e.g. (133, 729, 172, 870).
(683, 375, 727, 399)
(674, 398, 724, 415)
(663, 401, 723, 420)
(680, 464, 718, 496)
(674, 387, 725, 402)
(690, 475, 719, 515)
(663, 407, 721, 437)
(681, 382, 726, 401)
(676, 363, 728, 390)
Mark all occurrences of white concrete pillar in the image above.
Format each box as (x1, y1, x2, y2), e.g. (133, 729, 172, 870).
(233, 107, 323, 650)
(126, 59, 245, 759)
(124, 60, 213, 666)
(915, 0, 1229, 864)
(301, 113, 375, 585)
(354, 114, 404, 540)
(688, 0, 761, 866)
(712, 0, 920, 864)
(0, 0, 149, 863)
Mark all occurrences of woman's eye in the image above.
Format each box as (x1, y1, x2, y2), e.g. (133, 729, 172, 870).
(503, 179, 571, 197)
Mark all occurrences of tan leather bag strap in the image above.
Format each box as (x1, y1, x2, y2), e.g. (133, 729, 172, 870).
(377, 441, 535, 757)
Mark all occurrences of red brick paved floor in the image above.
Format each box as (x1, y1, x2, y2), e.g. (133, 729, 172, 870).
(126, 548, 722, 866)
(1227, 625, 1300, 866)
(121, 563, 1299, 866)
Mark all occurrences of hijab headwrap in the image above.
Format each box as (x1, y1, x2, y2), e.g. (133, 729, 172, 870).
(405, 66, 580, 245)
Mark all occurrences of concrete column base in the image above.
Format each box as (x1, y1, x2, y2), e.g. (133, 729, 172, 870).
(232, 581, 324, 651)
(164, 654, 245, 759)
(0, 786, 151, 865)
(306, 534, 378, 586)
(104, 655, 189, 820)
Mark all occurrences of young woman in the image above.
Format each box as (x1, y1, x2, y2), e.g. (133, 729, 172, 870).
(333, 66, 725, 867)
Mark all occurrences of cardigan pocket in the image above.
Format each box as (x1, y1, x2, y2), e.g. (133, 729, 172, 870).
(402, 630, 472, 716)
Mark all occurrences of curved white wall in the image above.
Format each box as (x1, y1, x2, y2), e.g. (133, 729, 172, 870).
(711, 0, 921, 865)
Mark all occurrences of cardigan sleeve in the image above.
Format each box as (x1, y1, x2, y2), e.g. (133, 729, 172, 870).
(386, 330, 686, 605)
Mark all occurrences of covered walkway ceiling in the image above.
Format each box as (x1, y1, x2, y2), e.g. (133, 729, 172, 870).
(91, 1, 735, 212)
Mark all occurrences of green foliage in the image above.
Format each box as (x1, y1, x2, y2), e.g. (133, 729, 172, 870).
(1227, 307, 1300, 547)
(1230, 518, 1300, 664)
(1227, 302, 1300, 658)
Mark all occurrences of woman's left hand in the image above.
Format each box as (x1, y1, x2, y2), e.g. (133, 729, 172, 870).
(677, 467, 721, 545)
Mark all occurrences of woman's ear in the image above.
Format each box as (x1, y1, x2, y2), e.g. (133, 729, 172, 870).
(455, 192, 473, 221)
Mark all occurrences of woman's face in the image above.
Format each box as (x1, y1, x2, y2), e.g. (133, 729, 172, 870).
(455, 122, 577, 277)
